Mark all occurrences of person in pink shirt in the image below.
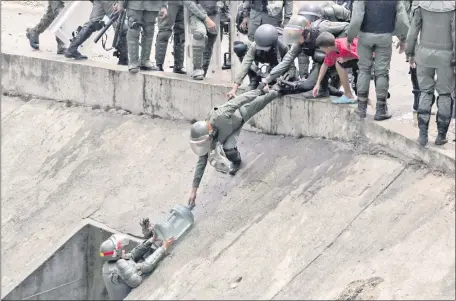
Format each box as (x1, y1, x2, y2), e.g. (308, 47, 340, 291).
(312, 32, 359, 104)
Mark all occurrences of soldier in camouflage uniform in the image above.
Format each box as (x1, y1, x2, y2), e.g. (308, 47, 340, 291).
(182, 1, 220, 80)
(347, 0, 409, 120)
(405, 1, 455, 146)
(25, 0, 66, 54)
(118, 0, 167, 73)
(100, 234, 175, 300)
(65, 0, 128, 65)
(187, 88, 281, 207)
(155, 1, 186, 74)
(242, 0, 293, 42)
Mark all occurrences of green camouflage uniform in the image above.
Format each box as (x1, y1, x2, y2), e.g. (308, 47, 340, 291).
(192, 89, 280, 188)
(155, 0, 185, 72)
(405, 1, 455, 145)
(121, 0, 167, 72)
(347, 0, 409, 119)
(26, 0, 66, 53)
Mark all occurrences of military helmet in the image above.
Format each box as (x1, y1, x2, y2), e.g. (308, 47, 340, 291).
(283, 15, 311, 45)
(254, 24, 279, 51)
(99, 234, 131, 262)
(189, 120, 214, 156)
(298, 3, 323, 23)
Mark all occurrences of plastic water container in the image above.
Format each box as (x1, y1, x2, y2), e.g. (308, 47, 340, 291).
(154, 205, 195, 242)
(48, 1, 110, 51)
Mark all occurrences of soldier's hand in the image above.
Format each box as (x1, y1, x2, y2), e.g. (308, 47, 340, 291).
(409, 56, 416, 69)
(240, 17, 249, 31)
(188, 188, 197, 208)
(113, 3, 124, 12)
(163, 237, 176, 251)
(160, 7, 168, 18)
(397, 41, 406, 54)
(263, 84, 270, 93)
(227, 89, 237, 99)
(312, 84, 320, 98)
(205, 17, 216, 29)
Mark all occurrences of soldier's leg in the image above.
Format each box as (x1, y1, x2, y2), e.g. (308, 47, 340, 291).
(223, 127, 243, 175)
(65, 1, 105, 60)
(26, 1, 59, 50)
(355, 34, 375, 118)
(298, 53, 310, 79)
(372, 35, 393, 121)
(49, 0, 66, 53)
(238, 90, 280, 121)
(416, 65, 436, 146)
(202, 14, 220, 77)
(247, 10, 262, 42)
(155, 4, 177, 71)
(172, 4, 186, 73)
(139, 11, 160, 70)
(434, 66, 455, 145)
(126, 9, 143, 73)
(116, 24, 129, 66)
(232, 41, 259, 89)
(190, 16, 207, 80)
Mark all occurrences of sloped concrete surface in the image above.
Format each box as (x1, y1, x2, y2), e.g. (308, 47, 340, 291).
(2, 96, 454, 300)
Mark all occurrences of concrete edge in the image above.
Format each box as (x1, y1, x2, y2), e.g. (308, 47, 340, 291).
(0, 218, 142, 299)
(1, 52, 454, 175)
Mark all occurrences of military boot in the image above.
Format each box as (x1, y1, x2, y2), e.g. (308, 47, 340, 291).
(26, 28, 40, 50)
(329, 86, 344, 97)
(417, 114, 429, 147)
(435, 118, 451, 145)
(139, 37, 159, 71)
(191, 45, 205, 80)
(301, 75, 330, 98)
(225, 148, 242, 176)
(374, 99, 392, 121)
(56, 37, 67, 55)
(173, 37, 186, 74)
(64, 26, 91, 60)
(356, 99, 368, 118)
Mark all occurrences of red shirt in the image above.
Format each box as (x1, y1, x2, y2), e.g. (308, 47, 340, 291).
(323, 37, 359, 67)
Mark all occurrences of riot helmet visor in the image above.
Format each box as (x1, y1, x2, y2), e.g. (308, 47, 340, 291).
(190, 135, 212, 156)
(283, 25, 304, 45)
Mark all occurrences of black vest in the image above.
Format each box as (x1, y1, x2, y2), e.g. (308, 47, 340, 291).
(360, 0, 398, 34)
(251, 0, 269, 12)
(302, 19, 323, 57)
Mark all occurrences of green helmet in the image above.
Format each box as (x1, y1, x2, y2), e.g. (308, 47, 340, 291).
(189, 120, 214, 156)
(99, 234, 130, 262)
(283, 15, 311, 45)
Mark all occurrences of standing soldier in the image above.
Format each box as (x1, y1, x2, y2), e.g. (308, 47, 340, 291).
(405, 1, 455, 146)
(64, 0, 128, 65)
(155, 1, 186, 74)
(182, 1, 220, 80)
(118, 0, 168, 73)
(346, 0, 409, 120)
(243, 0, 292, 42)
(25, 0, 66, 54)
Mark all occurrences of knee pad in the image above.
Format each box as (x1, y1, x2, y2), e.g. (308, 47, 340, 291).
(312, 50, 326, 64)
(192, 31, 206, 46)
(157, 29, 172, 42)
(128, 17, 141, 30)
(89, 21, 104, 32)
(233, 41, 248, 59)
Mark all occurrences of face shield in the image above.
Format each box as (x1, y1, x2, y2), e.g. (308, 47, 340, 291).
(190, 135, 213, 156)
(283, 25, 304, 45)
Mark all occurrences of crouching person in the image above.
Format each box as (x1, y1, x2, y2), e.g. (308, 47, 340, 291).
(312, 32, 358, 104)
(100, 234, 175, 300)
(188, 88, 281, 207)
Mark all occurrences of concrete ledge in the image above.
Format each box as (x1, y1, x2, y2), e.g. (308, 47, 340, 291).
(2, 52, 454, 174)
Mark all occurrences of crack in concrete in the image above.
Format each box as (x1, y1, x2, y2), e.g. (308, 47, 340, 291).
(270, 165, 408, 300)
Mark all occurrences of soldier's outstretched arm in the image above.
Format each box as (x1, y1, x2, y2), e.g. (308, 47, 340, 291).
(405, 8, 422, 57)
(264, 43, 301, 84)
(346, 0, 365, 43)
(117, 259, 143, 288)
(222, 90, 264, 116)
(182, 1, 207, 21)
(234, 44, 257, 85)
(192, 154, 209, 189)
(393, 1, 410, 42)
(135, 246, 167, 275)
(127, 239, 154, 262)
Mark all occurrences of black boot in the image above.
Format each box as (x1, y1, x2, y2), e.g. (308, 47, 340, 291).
(417, 115, 429, 147)
(157, 64, 164, 71)
(329, 85, 343, 97)
(374, 99, 392, 121)
(64, 26, 91, 60)
(435, 119, 451, 145)
(173, 66, 187, 74)
(301, 74, 330, 98)
(356, 100, 368, 118)
(116, 35, 129, 66)
(225, 148, 242, 176)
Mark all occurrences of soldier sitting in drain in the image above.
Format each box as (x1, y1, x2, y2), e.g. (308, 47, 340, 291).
(227, 24, 297, 99)
(100, 222, 176, 300)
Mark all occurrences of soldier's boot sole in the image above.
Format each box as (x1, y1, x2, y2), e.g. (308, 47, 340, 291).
(64, 52, 88, 60)
(329, 86, 343, 97)
(435, 133, 448, 146)
(129, 67, 139, 74)
(26, 28, 40, 50)
(374, 102, 392, 121)
(173, 67, 187, 74)
(356, 101, 368, 118)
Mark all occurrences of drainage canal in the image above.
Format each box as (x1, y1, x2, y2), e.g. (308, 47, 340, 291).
(3, 223, 139, 300)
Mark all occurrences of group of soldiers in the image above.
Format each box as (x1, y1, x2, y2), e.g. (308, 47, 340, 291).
(23, 1, 454, 299)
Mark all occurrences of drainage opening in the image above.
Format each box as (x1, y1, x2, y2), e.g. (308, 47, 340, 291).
(4, 223, 139, 300)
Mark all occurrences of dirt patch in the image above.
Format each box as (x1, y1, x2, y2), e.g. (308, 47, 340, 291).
(336, 277, 384, 300)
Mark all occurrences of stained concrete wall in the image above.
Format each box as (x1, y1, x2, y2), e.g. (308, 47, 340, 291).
(1, 52, 454, 174)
